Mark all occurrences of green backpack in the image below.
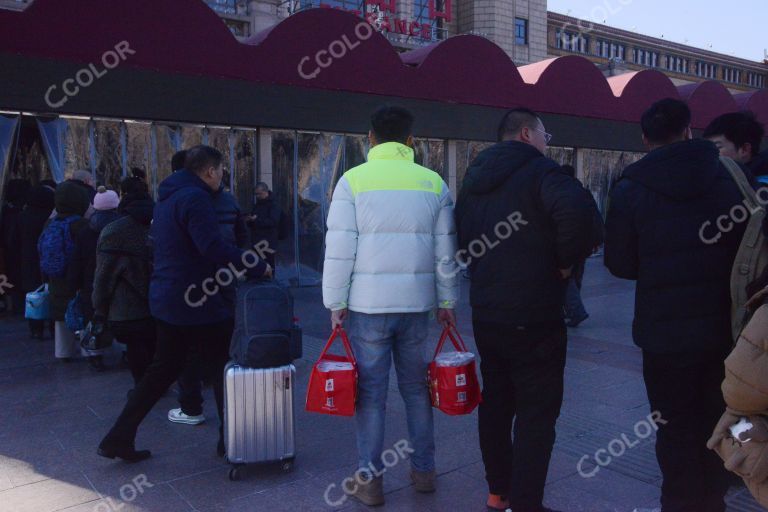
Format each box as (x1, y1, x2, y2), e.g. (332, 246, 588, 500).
(722, 156, 768, 343)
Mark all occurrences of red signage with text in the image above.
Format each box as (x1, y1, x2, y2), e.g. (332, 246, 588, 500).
(319, 0, 452, 41)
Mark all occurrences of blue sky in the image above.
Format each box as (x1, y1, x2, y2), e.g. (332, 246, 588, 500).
(548, 0, 767, 62)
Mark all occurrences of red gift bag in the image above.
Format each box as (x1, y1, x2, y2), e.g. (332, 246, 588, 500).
(306, 326, 358, 417)
(428, 326, 482, 416)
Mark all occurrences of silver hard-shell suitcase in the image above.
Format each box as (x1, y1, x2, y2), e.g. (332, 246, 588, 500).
(223, 362, 296, 480)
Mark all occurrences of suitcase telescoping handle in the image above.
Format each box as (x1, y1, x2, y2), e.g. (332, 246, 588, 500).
(432, 325, 469, 359)
(319, 326, 356, 364)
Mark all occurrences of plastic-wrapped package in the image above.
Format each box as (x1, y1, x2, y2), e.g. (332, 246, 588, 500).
(317, 361, 355, 372)
(435, 351, 475, 368)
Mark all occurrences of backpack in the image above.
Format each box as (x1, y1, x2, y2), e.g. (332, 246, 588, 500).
(722, 156, 768, 343)
(38, 216, 81, 278)
(230, 278, 294, 368)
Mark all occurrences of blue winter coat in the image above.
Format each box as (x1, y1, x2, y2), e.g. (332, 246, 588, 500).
(149, 170, 267, 325)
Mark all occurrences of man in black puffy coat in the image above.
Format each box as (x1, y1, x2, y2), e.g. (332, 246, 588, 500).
(455, 108, 596, 512)
(605, 98, 746, 512)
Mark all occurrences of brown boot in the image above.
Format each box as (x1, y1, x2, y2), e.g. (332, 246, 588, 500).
(349, 475, 384, 507)
(410, 469, 436, 493)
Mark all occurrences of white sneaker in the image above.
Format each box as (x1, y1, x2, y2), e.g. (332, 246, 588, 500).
(632, 508, 661, 512)
(167, 408, 205, 425)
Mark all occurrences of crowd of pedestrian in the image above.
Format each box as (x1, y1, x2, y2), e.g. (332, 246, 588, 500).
(1, 101, 767, 512)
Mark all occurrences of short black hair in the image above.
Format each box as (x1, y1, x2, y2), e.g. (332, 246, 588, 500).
(641, 98, 691, 145)
(497, 108, 541, 142)
(255, 182, 270, 192)
(120, 176, 149, 196)
(703, 111, 764, 157)
(184, 146, 222, 175)
(171, 150, 188, 172)
(371, 105, 414, 144)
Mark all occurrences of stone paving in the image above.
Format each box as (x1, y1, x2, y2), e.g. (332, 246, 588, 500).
(0, 258, 764, 512)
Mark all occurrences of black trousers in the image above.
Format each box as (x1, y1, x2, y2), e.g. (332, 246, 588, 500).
(642, 349, 731, 512)
(473, 319, 567, 508)
(177, 350, 204, 416)
(102, 318, 234, 446)
(111, 318, 157, 385)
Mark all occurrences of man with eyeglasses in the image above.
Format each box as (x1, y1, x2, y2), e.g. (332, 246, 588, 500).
(455, 108, 597, 512)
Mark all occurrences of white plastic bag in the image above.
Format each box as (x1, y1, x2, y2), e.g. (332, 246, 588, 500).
(435, 351, 475, 368)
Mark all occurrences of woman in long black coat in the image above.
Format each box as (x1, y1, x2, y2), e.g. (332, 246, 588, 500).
(2, 179, 31, 313)
(19, 183, 56, 338)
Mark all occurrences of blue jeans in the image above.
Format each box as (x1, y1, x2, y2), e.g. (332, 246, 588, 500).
(347, 311, 435, 473)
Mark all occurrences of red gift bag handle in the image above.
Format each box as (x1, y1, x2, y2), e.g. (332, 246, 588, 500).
(432, 325, 469, 360)
(319, 325, 357, 364)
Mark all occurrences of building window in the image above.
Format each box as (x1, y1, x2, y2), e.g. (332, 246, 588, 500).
(554, 28, 589, 53)
(596, 39, 608, 57)
(633, 48, 659, 67)
(579, 36, 590, 53)
(515, 18, 528, 45)
(696, 61, 718, 79)
(748, 72, 766, 88)
(723, 67, 742, 84)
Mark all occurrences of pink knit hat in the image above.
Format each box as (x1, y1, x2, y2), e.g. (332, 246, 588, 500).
(93, 186, 119, 210)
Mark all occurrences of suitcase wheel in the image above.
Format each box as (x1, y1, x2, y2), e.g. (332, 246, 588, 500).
(229, 465, 244, 481)
(281, 460, 294, 473)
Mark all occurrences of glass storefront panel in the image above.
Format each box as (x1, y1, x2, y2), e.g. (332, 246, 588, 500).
(62, 117, 90, 178)
(207, 127, 231, 190)
(91, 120, 123, 190)
(180, 124, 204, 152)
(581, 149, 645, 216)
(413, 139, 428, 169)
(297, 132, 344, 285)
(232, 129, 256, 215)
(545, 146, 575, 168)
(125, 121, 151, 188)
(9, 117, 52, 184)
(271, 130, 297, 283)
(427, 140, 446, 181)
(455, 140, 469, 194)
(153, 124, 180, 196)
(344, 134, 368, 171)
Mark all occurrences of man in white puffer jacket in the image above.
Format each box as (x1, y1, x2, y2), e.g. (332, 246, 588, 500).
(323, 105, 459, 507)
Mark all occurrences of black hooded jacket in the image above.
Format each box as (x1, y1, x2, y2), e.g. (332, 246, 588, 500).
(455, 141, 597, 326)
(605, 139, 746, 354)
(19, 185, 55, 292)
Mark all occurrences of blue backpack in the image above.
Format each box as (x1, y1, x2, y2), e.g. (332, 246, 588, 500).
(38, 216, 80, 278)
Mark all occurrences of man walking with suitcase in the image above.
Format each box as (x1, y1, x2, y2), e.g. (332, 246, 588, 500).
(98, 145, 271, 461)
(323, 105, 459, 506)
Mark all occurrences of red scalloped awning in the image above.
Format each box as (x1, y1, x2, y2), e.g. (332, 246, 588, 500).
(0, 0, 765, 129)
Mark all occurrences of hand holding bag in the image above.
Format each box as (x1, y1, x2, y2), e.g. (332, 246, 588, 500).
(305, 326, 358, 417)
(428, 326, 482, 416)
